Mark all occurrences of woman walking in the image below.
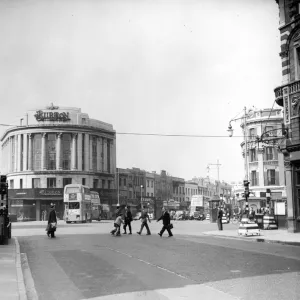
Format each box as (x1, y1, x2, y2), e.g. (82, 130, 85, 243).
(46, 203, 57, 238)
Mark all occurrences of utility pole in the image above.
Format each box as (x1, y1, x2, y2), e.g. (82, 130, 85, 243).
(208, 159, 222, 196)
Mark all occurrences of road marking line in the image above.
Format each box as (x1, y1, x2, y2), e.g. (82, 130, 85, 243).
(104, 246, 194, 282)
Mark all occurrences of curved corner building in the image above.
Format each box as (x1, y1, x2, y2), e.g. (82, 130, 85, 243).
(0, 104, 116, 221)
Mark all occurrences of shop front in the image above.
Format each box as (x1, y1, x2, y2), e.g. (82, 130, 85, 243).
(8, 188, 64, 222)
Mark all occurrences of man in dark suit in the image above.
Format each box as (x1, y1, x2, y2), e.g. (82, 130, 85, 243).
(157, 208, 173, 237)
(217, 206, 223, 231)
(123, 206, 133, 234)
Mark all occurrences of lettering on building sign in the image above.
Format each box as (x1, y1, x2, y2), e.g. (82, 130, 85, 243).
(39, 190, 62, 196)
(284, 96, 290, 125)
(34, 110, 71, 122)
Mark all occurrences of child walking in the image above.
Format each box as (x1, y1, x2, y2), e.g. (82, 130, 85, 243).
(110, 213, 124, 236)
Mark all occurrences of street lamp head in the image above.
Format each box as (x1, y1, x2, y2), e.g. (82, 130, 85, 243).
(227, 123, 233, 137)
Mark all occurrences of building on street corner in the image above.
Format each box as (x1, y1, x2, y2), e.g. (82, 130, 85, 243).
(0, 104, 117, 221)
(274, 0, 300, 232)
(237, 107, 287, 228)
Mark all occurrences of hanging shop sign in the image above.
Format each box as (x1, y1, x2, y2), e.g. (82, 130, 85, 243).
(34, 110, 71, 122)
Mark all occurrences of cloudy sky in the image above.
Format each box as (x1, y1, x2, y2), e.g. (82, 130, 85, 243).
(0, 0, 282, 183)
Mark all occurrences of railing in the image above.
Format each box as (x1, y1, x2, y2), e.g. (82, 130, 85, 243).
(274, 79, 300, 103)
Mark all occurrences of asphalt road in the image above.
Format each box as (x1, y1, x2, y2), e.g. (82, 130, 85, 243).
(17, 221, 300, 300)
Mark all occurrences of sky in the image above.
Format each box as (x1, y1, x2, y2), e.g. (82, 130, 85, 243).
(0, 0, 282, 183)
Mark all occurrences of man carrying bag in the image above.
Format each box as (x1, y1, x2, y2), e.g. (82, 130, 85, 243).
(46, 203, 57, 238)
(157, 208, 173, 237)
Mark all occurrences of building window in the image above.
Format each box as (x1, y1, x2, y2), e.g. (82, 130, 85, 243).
(32, 178, 40, 188)
(151, 181, 153, 188)
(20, 179, 23, 189)
(151, 193, 153, 197)
(147, 180, 149, 187)
(92, 137, 97, 172)
(93, 179, 98, 188)
(63, 178, 72, 187)
(10, 179, 14, 189)
(47, 133, 56, 170)
(62, 134, 71, 170)
(33, 134, 42, 170)
(119, 177, 122, 187)
(108, 180, 111, 189)
(147, 192, 149, 197)
(265, 126, 277, 137)
(250, 149, 257, 162)
(82, 178, 86, 185)
(47, 178, 56, 188)
(249, 128, 256, 139)
(267, 169, 275, 185)
(107, 141, 111, 172)
(251, 171, 257, 186)
(266, 147, 273, 161)
(102, 179, 105, 189)
(124, 178, 126, 186)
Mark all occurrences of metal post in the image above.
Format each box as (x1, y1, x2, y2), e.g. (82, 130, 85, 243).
(117, 168, 119, 206)
(244, 107, 249, 213)
(140, 185, 143, 210)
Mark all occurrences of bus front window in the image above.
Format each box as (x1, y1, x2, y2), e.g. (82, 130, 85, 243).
(65, 187, 80, 194)
(69, 202, 80, 209)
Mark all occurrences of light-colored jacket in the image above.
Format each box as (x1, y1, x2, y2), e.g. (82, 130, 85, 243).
(115, 216, 124, 226)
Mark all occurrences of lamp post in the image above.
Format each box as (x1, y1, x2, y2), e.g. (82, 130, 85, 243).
(117, 168, 120, 206)
(140, 185, 143, 210)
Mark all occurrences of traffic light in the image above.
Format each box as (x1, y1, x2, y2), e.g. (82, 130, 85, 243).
(243, 180, 250, 198)
(0, 175, 8, 195)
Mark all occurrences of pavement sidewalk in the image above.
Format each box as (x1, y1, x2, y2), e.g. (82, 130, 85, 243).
(203, 228, 300, 246)
(0, 237, 27, 300)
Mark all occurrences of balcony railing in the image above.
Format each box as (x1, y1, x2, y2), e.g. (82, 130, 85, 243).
(274, 79, 300, 106)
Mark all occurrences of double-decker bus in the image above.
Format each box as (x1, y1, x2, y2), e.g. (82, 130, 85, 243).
(64, 184, 92, 223)
(91, 191, 102, 221)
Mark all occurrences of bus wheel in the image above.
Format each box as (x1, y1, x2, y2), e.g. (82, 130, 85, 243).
(66, 221, 71, 224)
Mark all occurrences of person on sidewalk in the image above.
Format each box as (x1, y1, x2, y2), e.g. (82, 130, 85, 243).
(249, 207, 256, 222)
(110, 213, 124, 236)
(217, 206, 223, 231)
(137, 207, 151, 235)
(157, 208, 173, 237)
(46, 204, 57, 238)
(123, 206, 133, 234)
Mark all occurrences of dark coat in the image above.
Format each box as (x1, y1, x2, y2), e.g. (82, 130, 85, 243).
(124, 210, 132, 222)
(157, 211, 171, 226)
(48, 210, 57, 224)
(217, 209, 223, 219)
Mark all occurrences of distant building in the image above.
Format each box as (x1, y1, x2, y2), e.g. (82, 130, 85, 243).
(0, 105, 116, 221)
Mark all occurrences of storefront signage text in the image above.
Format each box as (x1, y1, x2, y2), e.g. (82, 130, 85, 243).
(38, 189, 63, 196)
(35, 110, 71, 122)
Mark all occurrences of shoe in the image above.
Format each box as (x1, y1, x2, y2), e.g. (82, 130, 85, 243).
(47, 233, 50, 237)
(168, 235, 173, 237)
(146, 233, 151, 235)
(123, 232, 127, 234)
(129, 233, 132, 235)
(158, 233, 162, 237)
(137, 232, 141, 235)
(116, 233, 121, 236)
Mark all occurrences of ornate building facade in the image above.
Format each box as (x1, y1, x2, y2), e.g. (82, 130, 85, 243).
(239, 108, 286, 227)
(0, 105, 116, 221)
(274, 0, 300, 232)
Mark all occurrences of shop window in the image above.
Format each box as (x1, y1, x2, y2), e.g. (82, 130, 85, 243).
(63, 178, 72, 187)
(47, 178, 56, 188)
(32, 178, 40, 188)
(82, 178, 86, 186)
(267, 170, 276, 185)
(20, 179, 23, 189)
(9, 179, 14, 189)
